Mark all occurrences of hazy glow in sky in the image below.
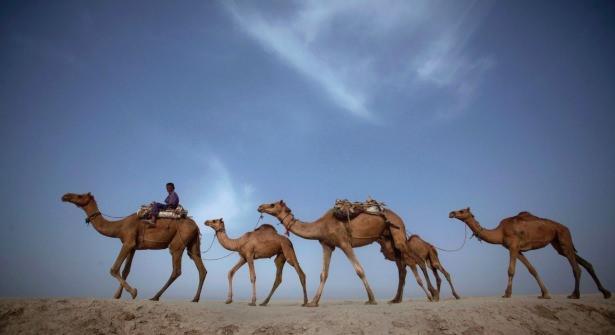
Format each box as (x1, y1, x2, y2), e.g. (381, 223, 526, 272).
(1, 1, 614, 301)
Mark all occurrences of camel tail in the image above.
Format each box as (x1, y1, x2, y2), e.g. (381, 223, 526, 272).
(187, 231, 201, 260)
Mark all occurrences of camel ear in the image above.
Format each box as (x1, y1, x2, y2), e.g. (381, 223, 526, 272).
(87, 192, 91, 196)
(467, 207, 470, 211)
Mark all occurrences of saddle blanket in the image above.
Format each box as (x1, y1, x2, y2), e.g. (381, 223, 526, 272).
(333, 197, 387, 221)
(137, 204, 188, 219)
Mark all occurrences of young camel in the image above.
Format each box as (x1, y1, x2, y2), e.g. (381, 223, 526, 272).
(449, 208, 611, 299)
(62, 192, 206, 302)
(204, 218, 308, 306)
(378, 235, 461, 302)
(257, 200, 438, 306)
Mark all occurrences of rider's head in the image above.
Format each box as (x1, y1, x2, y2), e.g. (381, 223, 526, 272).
(166, 182, 175, 193)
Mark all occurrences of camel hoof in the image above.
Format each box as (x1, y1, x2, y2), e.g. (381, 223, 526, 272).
(603, 291, 611, 299)
(364, 300, 377, 305)
(149, 297, 159, 301)
(501, 295, 511, 299)
(130, 289, 138, 299)
(248, 302, 256, 306)
(453, 295, 461, 300)
(538, 294, 551, 299)
(305, 302, 319, 308)
(225, 299, 233, 304)
(259, 302, 268, 306)
(191, 298, 199, 303)
(567, 294, 580, 299)
(388, 299, 402, 304)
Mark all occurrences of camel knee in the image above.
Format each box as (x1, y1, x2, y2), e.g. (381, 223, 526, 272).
(355, 267, 365, 278)
(110, 268, 120, 277)
(320, 272, 328, 282)
(171, 269, 182, 279)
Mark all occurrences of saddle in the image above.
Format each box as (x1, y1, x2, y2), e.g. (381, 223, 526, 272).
(137, 204, 188, 219)
(332, 197, 387, 221)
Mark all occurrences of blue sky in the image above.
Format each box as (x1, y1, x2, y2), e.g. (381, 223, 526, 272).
(1, 1, 614, 301)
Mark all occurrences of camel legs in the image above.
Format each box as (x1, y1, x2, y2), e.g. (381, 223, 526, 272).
(435, 264, 460, 300)
(113, 249, 135, 299)
(503, 248, 519, 298)
(247, 256, 257, 306)
(188, 240, 207, 302)
(281, 244, 308, 306)
(575, 254, 611, 299)
(109, 244, 138, 299)
(517, 253, 550, 299)
(409, 264, 433, 301)
(260, 254, 286, 306)
(306, 243, 333, 307)
(226, 258, 247, 304)
(340, 244, 377, 305)
(151, 246, 184, 301)
(389, 258, 406, 304)
(389, 226, 438, 300)
(431, 266, 442, 293)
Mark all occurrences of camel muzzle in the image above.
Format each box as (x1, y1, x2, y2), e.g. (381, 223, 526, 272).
(448, 212, 455, 218)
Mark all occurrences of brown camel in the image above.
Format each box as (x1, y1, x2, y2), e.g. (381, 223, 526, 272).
(378, 235, 460, 302)
(257, 200, 438, 306)
(203, 218, 308, 306)
(449, 207, 611, 299)
(61, 192, 206, 302)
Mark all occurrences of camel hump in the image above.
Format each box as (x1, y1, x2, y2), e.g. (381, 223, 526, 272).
(516, 211, 542, 220)
(255, 224, 277, 232)
(408, 234, 420, 240)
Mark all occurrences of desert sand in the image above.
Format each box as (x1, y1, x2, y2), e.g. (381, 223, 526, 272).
(1, 295, 613, 335)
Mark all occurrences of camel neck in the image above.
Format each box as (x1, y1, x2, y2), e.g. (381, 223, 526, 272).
(215, 229, 244, 251)
(83, 201, 122, 238)
(277, 211, 322, 240)
(462, 216, 503, 244)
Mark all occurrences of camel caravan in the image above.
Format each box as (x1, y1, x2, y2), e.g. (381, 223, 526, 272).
(61, 186, 611, 306)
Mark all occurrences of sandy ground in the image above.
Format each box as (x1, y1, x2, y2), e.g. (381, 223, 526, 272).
(1, 295, 613, 335)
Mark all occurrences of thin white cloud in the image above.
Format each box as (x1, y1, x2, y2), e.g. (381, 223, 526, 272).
(187, 157, 257, 228)
(223, 1, 493, 121)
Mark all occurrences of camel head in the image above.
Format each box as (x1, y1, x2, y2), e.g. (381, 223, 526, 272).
(61, 192, 95, 207)
(204, 218, 226, 232)
(257, 200, 290, 217)
(449, 207, 473, 220)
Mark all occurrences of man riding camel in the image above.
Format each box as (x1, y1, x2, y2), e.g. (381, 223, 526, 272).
(146, 182, 179, 226)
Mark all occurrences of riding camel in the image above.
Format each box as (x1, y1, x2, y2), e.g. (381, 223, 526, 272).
(378, 235, 461, 302)
(61, 192, 206, 302)
(257, 200, 438, 306)
(203, 218, 308, 306)
(449, 207, 611, 299)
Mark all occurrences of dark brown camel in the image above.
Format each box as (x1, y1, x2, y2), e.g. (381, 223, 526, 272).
(378, 234, 460, 302)
(258, 200, 437, 306)
(449, 207, 610, 299)
(62, 192, 206, 301)
(204, 218, 308, 306)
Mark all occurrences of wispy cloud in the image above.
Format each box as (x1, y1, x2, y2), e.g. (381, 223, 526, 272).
(224, 0, 493, 121)
(187, 157, 257, 228)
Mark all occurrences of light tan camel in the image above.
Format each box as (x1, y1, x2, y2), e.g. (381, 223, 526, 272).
(449, 207, 611, 299)
(62, 192, 206, 302)
(378, 235, 460, 302)
(257, 200, 438, 306)
(203, 218, 308, 306)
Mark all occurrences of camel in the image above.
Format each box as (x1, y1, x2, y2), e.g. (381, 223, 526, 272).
(61, 192, 206, 302)
(203, 218, 308, 306)
(257, 200, 438, 306)
(449, 207, 611, 299)
(378, 235, 460, 302)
